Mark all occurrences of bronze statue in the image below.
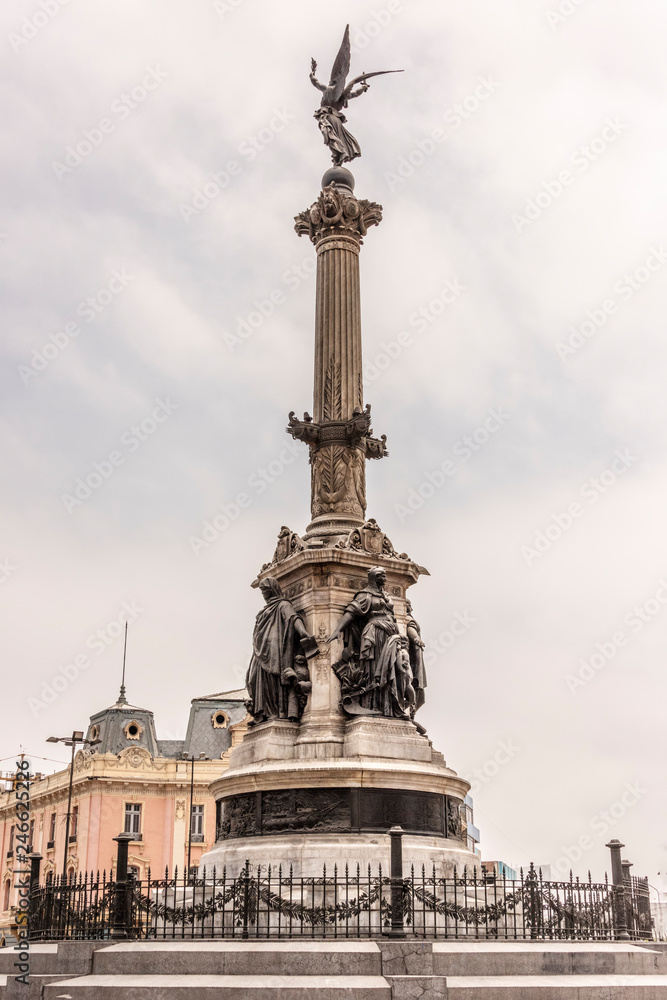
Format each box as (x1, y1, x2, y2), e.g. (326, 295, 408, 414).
(245, 578, 316, 725)
(310, 25, 402, 166)
(329, 566, 414, 718)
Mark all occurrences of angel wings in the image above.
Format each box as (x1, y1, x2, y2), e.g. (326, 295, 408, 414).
(310, 24, 402, 165)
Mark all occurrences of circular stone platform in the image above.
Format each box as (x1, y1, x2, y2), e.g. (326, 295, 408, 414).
(199, 719, 478, 877)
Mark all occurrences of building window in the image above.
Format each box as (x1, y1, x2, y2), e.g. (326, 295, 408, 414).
(70, 805, 78, 840)
(89, 724, 100, 741)
(124, 803, 142, 837)
(3, 880, 9, 911)
(67, 867, 75, 882)
(211, 710, 228, 729)
(124, 720, 142, 741)
(8, 825, 14, 856)
(191, 804, 204, 841)
(128, 865, 140, 880)
(47, 812, 56, 848)
(28, 819, 34, 852)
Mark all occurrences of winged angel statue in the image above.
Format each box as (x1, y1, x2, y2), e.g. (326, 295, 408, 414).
(310, 25, 402, 166)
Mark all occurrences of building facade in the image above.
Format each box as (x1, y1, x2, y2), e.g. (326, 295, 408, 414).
(0, 688, 247, 928)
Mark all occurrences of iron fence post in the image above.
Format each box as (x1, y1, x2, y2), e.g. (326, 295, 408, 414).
(27, 853, 42, 938)
(606, 840, 630, 940)
(111, 833, 133, 939)
(386, 825, 406, 938)
(242, 860, 250, 940)
(527, 863, 539, 939)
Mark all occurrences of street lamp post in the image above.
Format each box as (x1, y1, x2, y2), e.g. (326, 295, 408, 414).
(182, 752, 208, 877)
(47, 730, 101, 879)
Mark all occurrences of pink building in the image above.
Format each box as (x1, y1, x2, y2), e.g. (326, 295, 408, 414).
(0, 687, 247, 929)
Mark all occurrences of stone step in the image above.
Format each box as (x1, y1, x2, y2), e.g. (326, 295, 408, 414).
(4, 973, 75, 1000)
(44, 973, 391, 999)
(92, 940, 382, 977)
(441, 974, 667, 998)
(0, 943, 58, 975)
(432, 941, 662, 977)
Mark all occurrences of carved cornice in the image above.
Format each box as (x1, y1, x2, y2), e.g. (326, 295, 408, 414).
(295, 184, 382, 246)
(287, 404, 387, 455)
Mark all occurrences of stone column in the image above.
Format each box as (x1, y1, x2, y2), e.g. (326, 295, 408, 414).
(313, 232, 363, 424)
(292, 167, 386, 541)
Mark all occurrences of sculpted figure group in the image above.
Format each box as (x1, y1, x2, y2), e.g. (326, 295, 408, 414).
(328, 567, 426, 721)
(245, 569, 427, 726)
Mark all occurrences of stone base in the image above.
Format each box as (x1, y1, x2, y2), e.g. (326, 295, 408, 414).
(228, 720, 300, 769)
(344, 717, 435, 763)
(198, 830, 477, 879)
(228, 716, 442, 768)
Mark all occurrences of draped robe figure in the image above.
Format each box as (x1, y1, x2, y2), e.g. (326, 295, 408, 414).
(309, 25, 402, 166)
(245, 578, 313, 725)
(329, 566, 413, 718)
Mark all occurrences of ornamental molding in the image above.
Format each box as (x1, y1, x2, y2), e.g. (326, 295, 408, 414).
(295, 184, 382, 246)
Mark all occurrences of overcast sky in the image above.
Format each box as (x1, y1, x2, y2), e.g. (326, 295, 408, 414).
(2, 0, 666, 885)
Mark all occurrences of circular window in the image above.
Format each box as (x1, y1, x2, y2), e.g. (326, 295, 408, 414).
(211, 710, 228, 730)
(124, 720, 143, 741)
(89, 724, 100, 741)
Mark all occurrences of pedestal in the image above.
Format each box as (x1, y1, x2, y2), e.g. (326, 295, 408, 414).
(199, 539, 477, 877)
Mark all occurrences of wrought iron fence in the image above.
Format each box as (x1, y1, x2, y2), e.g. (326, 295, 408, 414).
(627, 874, 652, 940)
(28, 862, 652, 942)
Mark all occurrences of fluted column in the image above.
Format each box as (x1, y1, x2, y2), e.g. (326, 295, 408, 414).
(314, 235, 363, 423)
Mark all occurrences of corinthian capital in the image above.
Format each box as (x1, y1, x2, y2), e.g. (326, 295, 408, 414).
(295, 184, 382, 246)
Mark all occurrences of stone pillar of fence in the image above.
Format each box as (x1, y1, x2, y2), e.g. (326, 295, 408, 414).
(622, 858, 634, 938)
(111, 833, 133, 939)
(386, 826, 406, 938)
(606, 839, 630, 940)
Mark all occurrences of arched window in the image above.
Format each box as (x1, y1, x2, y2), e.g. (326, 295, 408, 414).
(3, 879, 10, 911)
(67, 867, 75, 882)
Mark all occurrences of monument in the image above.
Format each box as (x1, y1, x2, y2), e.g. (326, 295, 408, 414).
(201, 27, 476, 877)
